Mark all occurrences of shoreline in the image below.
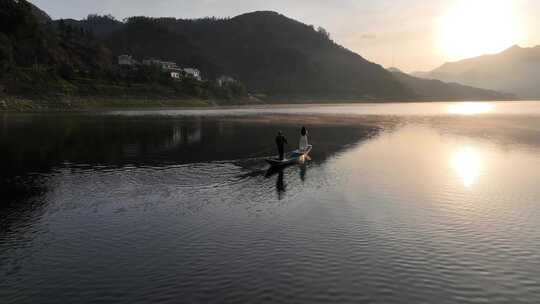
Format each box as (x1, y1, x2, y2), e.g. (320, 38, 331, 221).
(0, 95, 528, 112)
(0, 96, 260, 112)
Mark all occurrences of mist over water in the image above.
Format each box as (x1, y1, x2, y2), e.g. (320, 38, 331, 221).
(2, 102, 540, 303)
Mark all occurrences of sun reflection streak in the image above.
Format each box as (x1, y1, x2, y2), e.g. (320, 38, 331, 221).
(447, 103, 495, 115)
(451, 146, 483, 187)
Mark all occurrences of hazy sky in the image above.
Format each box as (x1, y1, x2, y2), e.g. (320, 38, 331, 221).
(30, 0, 540, 72)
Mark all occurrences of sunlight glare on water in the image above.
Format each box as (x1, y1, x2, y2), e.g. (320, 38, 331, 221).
(3, 102, 540, 304)
(451, 146, 484, 187)
(447, 102, 495, 115)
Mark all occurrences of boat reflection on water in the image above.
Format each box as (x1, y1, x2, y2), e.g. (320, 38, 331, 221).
(300, 162, 307, 182)
(265, 165, 291, 200)
(265, 155, 312, 200)
(276, 170, 286, 200)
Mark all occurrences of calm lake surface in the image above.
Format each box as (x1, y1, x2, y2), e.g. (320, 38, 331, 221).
(2, 101, 540, 303)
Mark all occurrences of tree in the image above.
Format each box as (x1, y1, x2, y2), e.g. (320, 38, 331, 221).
(58, 19, 66, 31)
(57, 63, 75, 80)
(0, 33, 13, 67)
(317, 26, 331, 40)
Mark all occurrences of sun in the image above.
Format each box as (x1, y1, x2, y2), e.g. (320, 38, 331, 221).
(438, 0, 519, 61)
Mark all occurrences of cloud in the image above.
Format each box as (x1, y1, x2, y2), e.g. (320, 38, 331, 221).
(360, 34, 377, 40)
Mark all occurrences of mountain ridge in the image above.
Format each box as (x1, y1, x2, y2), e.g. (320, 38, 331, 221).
(390, 68, 514, 100)
(65, 10, 511, 101)
(98, 11, 410, 99)
(0, 0, 516, 105)
(415, 45, 540, 98)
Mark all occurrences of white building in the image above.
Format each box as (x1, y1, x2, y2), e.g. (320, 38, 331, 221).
(136, 57, 202, 81)
(118, 55, 138, 66)
(182, 68, 202, 81)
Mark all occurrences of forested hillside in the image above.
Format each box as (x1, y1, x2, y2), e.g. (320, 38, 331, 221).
(73, 12, 411, 99)
(0, 0, 247, 107)
(0, 0, 516, 108)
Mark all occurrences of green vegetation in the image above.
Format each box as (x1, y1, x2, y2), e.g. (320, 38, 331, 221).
(0, 0, 248, 110)
(34, 5, 416, 101)
(102, 13, 412, 99)
(0, 0, 515, 111)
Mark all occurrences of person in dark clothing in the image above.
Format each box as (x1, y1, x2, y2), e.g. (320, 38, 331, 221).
(275, 131, 288, 160)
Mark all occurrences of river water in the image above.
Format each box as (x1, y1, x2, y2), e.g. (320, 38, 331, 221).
(1, 102, 540, 303)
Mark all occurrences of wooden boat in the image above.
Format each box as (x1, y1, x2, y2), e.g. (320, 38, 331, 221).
(265, 145, 312, 167)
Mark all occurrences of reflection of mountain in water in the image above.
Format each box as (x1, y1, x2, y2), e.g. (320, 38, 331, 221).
(0, 114, 379, 178)
(0, 113, 381, 230)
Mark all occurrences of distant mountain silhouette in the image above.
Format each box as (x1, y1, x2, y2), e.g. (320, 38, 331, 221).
(62, 14, 124, 38)
(390, 68, 514, 100)
(415, 45, 540, 98)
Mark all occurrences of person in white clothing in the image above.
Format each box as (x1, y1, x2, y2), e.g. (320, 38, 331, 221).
(299, 126, 309, 151)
